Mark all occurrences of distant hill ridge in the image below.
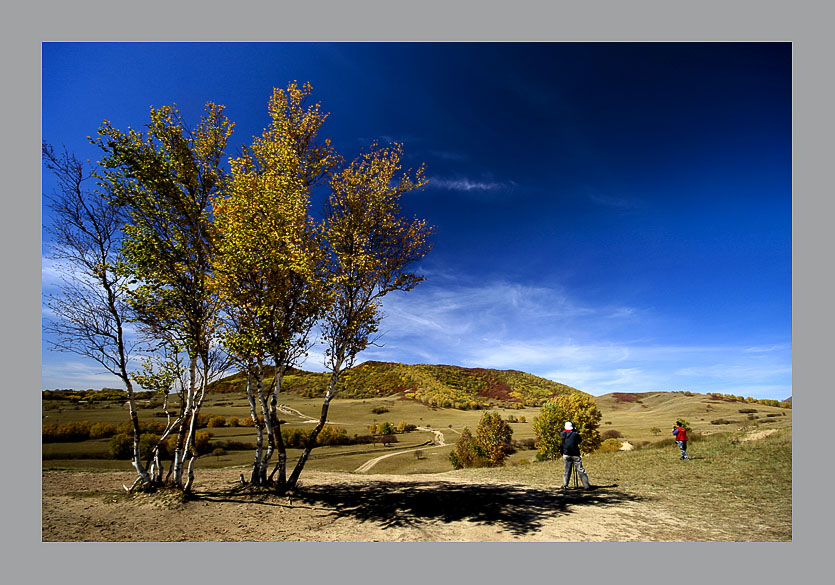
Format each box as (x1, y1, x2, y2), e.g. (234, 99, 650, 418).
(209, 360, 586, 410)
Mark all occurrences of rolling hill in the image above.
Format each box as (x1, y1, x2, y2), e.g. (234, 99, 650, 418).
(208, 360, 586, 410)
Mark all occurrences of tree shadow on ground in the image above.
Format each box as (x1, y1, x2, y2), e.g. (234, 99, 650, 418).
(289, 480, 642, 537)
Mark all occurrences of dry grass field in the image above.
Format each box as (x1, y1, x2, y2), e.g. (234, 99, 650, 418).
(42, 389, 791, 541)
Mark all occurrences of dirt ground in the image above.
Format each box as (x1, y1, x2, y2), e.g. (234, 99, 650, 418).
(43, 468, 713, 542)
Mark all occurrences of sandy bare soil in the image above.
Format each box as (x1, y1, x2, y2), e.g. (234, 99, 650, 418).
(43, 468, 705, 542)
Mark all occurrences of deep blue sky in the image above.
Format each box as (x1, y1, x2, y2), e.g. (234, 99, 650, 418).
(42, 42, 792, 399)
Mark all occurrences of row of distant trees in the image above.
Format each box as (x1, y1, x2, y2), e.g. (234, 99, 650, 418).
(43, 82, 433, 494)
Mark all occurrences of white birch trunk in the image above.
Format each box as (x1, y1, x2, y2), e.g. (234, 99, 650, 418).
(246, 368, 265, 484)
(256, 359, 276, 484)
(286, 362, 342, 491)
(173, 355, 198, 487)
(182, 355, 209, 493)
(124, 378, 152, 486)
(269, 366, 287, 489)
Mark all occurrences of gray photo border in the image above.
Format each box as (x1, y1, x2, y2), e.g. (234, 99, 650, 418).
(7, 0, 826, 582)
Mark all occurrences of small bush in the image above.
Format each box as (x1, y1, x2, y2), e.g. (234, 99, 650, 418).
(601, 429, 623, 440)
(739, 408, 758, 414)
(378, 434, 397, 446)
(109, 434, 133, 459)
(596, 438, 622, 453)
(371, 407, 389, 415)
(378, 422, 395, 435)
(139, 433, 162, 460)
(42, 421, 93, 442)
(89, 422, 118, 439)
(511, 437, 536, 450)
(766, 413, 781, 418)
(228, 416, 240, 427)
(207, 415, 226, 428)
(240, 415, 264, 427)
(396, 421, 416, 433)
(193, 431, 211, 454)
(211, 440, 251, 451)
(710, 419, 736, 425)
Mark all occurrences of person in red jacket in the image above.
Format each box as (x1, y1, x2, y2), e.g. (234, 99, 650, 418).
(672, 421, 690, 460)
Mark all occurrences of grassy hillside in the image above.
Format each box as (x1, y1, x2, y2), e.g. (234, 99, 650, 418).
(208, 361, 586, 410)
(592, 391, 792, 445)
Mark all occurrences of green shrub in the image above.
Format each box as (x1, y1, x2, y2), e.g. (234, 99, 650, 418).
(534, 394, 602, 458)
(378, 422, 394, 435)
(475, 411, 514, 467)
(109, 434, 133, 459)
(674, 419, 693, 433)
(139, 433, 162, 460)
(450, 427, 487, 469)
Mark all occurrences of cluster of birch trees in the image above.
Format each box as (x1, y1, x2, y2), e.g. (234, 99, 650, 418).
(43, 82, 433, 494)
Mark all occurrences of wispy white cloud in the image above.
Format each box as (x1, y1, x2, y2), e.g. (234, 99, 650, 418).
(324, 277, 794, 399)
(41, 360, 123, 391)
(743, 344, 792, 353)
(428, 177, 516, 193)
(43, 270, 792, 401)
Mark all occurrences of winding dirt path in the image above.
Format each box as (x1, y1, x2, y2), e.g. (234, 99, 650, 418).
(276, 405, 340, 425)
(354, 427, 446, 473)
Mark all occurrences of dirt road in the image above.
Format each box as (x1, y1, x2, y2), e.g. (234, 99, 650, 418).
(354, 427, 446, 473)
